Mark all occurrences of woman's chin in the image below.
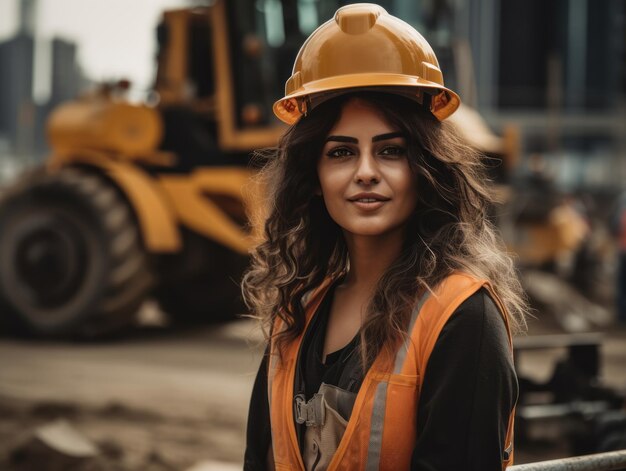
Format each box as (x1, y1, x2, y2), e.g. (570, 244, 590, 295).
(340, 223, 405, 239)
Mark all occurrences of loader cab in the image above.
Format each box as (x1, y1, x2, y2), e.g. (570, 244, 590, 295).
(152, 2, 298, 170)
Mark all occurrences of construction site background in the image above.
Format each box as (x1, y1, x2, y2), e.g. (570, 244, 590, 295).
(0, 0, 625, 469)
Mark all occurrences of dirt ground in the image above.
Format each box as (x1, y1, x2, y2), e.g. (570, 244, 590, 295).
(1, 300, 626, 470)
(0, 396, 243, 470)
(0, 304, 265, 470)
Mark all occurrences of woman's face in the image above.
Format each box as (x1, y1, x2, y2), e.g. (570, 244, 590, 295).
(317, 98, 418, 239)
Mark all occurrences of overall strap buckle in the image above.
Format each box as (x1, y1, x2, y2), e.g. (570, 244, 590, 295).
(294, 393, 326, 427)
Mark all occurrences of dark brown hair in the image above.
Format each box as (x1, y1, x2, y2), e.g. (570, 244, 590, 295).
(242, 91, 527, 370)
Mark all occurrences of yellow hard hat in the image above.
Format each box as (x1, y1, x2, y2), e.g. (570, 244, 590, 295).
(273, 3, 461, 125)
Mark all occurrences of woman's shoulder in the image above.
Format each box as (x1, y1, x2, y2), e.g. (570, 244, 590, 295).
(439, 288, 511, 355)
(447, 287, 504, 327)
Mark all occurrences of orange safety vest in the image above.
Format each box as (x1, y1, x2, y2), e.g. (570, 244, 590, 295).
(268, 272, 516, 470)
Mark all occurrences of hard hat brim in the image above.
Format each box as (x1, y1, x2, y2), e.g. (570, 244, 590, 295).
(273, 73, 460, 125)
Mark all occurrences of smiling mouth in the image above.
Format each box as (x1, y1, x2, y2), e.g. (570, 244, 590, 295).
(353, 198, 382, 203)
(347, 194, 391, 202)
(348, 197, 389, 211)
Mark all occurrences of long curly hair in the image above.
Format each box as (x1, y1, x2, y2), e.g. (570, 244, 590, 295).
(242, 91, 528, 370)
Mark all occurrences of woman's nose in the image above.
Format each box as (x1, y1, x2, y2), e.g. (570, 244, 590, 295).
(354, 152, 381, 184)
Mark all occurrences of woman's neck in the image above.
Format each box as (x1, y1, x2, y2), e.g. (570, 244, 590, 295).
(342, 228, 405, 290)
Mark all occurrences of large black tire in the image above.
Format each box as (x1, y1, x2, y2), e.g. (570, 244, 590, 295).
(0, 167, 153, 337)
(155, 231, 248, 324)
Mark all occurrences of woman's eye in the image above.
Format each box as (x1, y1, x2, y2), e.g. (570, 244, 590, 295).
(326, 147, 353, 158)
(379, 146, 407, 157)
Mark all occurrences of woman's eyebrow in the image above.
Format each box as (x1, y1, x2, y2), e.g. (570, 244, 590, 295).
(325, 132, 404, 144)
(372, 131, 404, 142)
(325, 135, 358, 143)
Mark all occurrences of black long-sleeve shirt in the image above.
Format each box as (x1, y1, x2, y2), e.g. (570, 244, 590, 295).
(244, 288, 518, 470)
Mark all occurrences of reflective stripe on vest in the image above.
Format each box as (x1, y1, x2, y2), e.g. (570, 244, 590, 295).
(268, 272, 516, 471)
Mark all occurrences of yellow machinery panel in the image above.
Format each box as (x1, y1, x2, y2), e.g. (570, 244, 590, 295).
(159, 168, 264, 255)
(47, 99, 163, 157)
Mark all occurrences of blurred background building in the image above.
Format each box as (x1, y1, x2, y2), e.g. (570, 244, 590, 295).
(0, 0, 86, 176)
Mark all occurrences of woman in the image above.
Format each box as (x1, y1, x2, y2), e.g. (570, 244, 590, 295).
(243, 4, 527, 470)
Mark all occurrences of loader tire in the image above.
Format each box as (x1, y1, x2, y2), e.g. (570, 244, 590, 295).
(0, 167, 152, 337)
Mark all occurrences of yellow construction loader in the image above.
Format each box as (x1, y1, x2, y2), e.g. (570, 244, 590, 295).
(0, 2, 287, 336)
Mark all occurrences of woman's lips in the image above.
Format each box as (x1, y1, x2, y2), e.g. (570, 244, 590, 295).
(349, 198, 388, 211)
